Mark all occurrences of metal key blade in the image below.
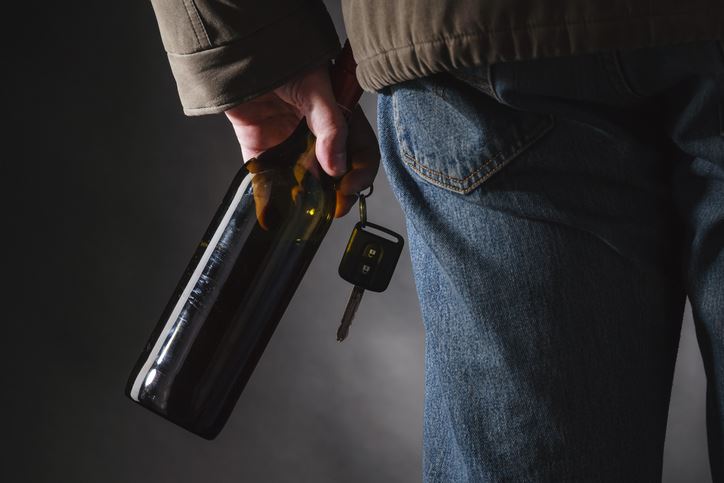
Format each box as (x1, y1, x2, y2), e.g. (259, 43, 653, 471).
(337, 285, 365, 342)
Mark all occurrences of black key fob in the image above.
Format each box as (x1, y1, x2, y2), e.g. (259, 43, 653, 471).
(338, 221, 404, 292)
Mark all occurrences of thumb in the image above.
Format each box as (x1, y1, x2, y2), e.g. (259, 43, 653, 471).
(276, 66, 348, 177)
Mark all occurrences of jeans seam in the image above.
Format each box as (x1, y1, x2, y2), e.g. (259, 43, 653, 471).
(391, 85, 408, 162)
(393, 76, 510, 167)
(399, 116, 555, 194)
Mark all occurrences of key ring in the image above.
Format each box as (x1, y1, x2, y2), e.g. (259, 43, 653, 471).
(358, 184, 373, 225)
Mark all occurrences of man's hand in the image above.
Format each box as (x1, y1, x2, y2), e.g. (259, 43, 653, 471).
(224, 65, 379, 218)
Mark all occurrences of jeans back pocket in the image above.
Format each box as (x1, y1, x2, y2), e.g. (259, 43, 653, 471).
(391, 66, 554, 194)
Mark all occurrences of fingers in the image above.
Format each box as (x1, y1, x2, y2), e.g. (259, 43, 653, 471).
(307, 95, 348, 178)
(225, 65, 377, 220)
(334, 107, 380, 218)
(224, 92, 301, 162)
(335, 192, 359, 218)
(241, 146, 262, 161)
(276, 65, 348, 177)
(250, 174, 273, 230)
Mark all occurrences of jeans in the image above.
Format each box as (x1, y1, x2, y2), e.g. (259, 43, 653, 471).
(377, 40, 724, 482)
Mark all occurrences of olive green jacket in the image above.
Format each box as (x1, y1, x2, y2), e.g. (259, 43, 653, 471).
(150, 0, 724, 116)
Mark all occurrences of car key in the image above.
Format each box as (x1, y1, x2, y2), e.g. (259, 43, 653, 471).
(337, 186, 404, 341)
(337, 285, 365, 341)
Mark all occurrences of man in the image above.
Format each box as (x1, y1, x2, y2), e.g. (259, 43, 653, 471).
(149, 0, 724, 480)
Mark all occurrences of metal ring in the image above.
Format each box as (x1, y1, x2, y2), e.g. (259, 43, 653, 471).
(358, 193, 367, 225)
(360, 184, 374, 199)
(357, 183, 373, 224)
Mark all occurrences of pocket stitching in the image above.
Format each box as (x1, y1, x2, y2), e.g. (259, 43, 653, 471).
(400, 115, 555, 194)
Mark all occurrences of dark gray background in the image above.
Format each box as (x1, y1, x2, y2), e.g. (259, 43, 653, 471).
(4, 1, 711, 481)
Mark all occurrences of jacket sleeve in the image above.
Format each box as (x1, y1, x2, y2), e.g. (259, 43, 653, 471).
(150, 0, 340, 116)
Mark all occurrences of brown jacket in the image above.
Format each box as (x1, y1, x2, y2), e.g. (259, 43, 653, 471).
(150, 0, 724, 115)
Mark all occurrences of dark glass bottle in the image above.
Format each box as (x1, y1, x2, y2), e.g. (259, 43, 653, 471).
(126, 42, 362, 439)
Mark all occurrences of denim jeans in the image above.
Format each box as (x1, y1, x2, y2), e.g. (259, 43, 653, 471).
(377, 41, 724, 482)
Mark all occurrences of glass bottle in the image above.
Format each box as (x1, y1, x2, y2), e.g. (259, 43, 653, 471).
(126, 41, 362, 439)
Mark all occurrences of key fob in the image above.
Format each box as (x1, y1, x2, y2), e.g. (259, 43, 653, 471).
(338, 221, 404, 292)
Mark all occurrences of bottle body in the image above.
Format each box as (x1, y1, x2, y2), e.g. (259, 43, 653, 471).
(126, 123, 335, 438)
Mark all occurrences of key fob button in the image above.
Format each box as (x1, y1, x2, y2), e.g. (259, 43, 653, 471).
(339, 222, 404, 292)
(363, 244, 380, 259)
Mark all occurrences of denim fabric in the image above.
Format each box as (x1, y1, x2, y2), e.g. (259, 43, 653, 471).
(377, 40, 724, 482)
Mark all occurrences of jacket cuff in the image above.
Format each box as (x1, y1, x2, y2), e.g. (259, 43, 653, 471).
(167, 4, 340, 116)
